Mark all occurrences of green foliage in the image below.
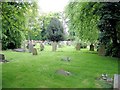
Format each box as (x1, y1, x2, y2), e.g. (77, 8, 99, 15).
(1, 1, 39, 50)
(65, 2, 100, 43)
(1, 2, 27, 49)
(65, 1, 120, 57)
(96, 2, 120, 57)
(46, 17, 64, 42)
(38, 12, 65, 41)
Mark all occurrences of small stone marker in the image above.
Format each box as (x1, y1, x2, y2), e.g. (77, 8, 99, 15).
(0, 40, 1, 51)
(90, 44, 94, 51)
(114, 74, 120, 89)
(0, 54, 5, 60)
(96, 74, 113, 84)
(29, 41, 33, 53)
(61, 56, 71, 62)
(98, 44, 106, 56)
(33, 48, 37, 55)
(23, 41, 26, 52)
(40, 42, 44, 51)
(101, 74, 108, 80)
(52, 41, 57, 51)
(13, 48, 25, 52)
(0, 54, 9, 63)
(75, 43, 80, 50)
(56, 69, 72, 76)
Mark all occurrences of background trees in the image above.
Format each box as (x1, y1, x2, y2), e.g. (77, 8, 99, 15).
(46, 17, 64, 42)
(96, 2, 120, 57)
(46, 17, 64, 51)
(1, 1, 38, 50)
(65, 1, 120, 57)
(65, 2, 99, 44)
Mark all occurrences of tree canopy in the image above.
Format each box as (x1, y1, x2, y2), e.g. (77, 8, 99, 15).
(65, 2, 100, 43)
(46, 17, 64, 42)
(1, 1, 38, 50)
(65, 1, 120, 57)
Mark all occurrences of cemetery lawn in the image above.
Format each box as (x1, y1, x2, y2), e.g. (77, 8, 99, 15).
(2, 46, 119, 88)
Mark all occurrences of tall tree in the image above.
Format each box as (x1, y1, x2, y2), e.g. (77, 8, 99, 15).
(1, 1, 39, 50)
(46, 17, 64, 51)
(96, 2, 120, 57)
(65, 2, 100, 44)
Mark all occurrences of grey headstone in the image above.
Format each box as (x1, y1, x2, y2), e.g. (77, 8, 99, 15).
(98, 44, 106, 56)
(33, 48, 37, 55)
(56, 69, 72, 76)
(114, 74, 120, 89)
(0, 54, 5, 60)
(0, 54, 9, 63)
(61, 56, 71, 62)
(29, 42, 33, 53)
(13, 48, 25, 52)
(40, 43, 44, 51)
(75, 43, 80, 50)
(52, 42, 57, 51)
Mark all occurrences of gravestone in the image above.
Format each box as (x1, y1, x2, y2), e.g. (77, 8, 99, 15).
(0, 40, 1, 51)
(40, 42, 44, 51)
(28, 41, 33, 53)
(75, 43, 80, 50)
(23, 41, 26, 52)
(56, 69, 72, 76)
(58, 42, 62, 48)
(32, 48, 37, 55)
(13, 48, 25, 52)
(114, 74, 120, 89)
(0, 54, 5, 60)
(98, 44, 106, 56)
(61, 56, 71, 62)
(0, 54, 9, 63)
(90, 44, 94, 51)
(52, 41, 57, 51)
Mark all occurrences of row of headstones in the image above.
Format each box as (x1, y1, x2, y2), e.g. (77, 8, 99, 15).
(75, 43, 95, 51)
(75, 43, 106, 56)
(27, 42, 44, 55)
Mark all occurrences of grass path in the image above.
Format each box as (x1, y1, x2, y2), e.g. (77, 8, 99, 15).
(2, 45, 119, 88)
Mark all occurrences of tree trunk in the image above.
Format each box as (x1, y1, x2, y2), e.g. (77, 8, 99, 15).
(112, 29, 118, 47)
(52, 41, 57, 51)
(89, 43, 94, 51)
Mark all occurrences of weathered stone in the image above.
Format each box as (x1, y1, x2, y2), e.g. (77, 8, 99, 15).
(0, 54, 9, 63)
(98, 44, 106, 56)
(28, 41, 33, 53)
(33, 48, 37, 55)
(114, 74, 120, 89)
(52, 41, 57, 51)
(0, 40, 1, 51)
(61, 56, 71, 62)
(90, 44, 94, 51)
(40, 42, 44, 51)
(22, 41, 27, 52)
(56, 69, 72, 76)
(13, 48, 25, 52)
(0, 54, 5, 60)
(107, 78, 113, 83)
(75, 43, 80, 50)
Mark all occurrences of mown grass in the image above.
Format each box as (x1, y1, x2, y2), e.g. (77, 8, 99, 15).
(1, 45, 119, 88)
